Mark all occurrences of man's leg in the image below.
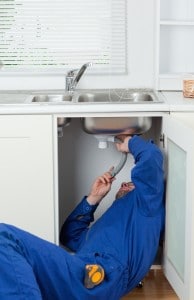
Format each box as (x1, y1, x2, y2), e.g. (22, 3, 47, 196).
(0, 223, 87, 300)
(0, 224, 112, 300)
(0, 225, 42, 299)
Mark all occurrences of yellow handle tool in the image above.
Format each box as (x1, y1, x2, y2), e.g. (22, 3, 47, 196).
(84, 264, 105, 289)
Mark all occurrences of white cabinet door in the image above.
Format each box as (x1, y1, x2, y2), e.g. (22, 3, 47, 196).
(163, 113, 194, 300)
(0, 115, 55, 242)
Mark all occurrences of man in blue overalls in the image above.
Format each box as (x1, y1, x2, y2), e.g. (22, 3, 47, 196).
(0, 135, 165, 299)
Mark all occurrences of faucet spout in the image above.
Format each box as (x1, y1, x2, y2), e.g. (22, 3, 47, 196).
(73, 62, 92, 87)
(66, 62, 92, 92)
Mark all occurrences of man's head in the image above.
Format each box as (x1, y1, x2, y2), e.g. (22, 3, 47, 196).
(115, 182, 135, 199)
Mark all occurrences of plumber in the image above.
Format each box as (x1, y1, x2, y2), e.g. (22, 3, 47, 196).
(0, 135, 165, 300)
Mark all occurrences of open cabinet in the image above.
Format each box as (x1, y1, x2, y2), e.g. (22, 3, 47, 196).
(163, 113, 194, 300)
(57, 116, 163, 250)
(57, 113, 194, 299)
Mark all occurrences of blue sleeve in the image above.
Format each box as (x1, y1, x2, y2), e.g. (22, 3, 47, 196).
(60, 197, 98, 252)
(129, 135, 164, 216)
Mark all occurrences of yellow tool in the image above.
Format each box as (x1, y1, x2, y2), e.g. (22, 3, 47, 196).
(84, 264, 105, 289)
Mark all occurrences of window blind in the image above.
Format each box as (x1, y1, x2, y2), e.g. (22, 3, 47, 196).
(0, 0, 127, 73)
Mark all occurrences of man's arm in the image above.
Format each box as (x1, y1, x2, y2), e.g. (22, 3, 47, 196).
(60, 170, 115, 252)
(60, 197, 98, 252)
(116, 135, 164, 216)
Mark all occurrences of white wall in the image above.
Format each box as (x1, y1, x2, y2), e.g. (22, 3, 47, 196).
(0, 0, 157, 90)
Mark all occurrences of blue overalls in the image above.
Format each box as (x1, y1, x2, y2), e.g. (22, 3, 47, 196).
(0, 136, 165, 299)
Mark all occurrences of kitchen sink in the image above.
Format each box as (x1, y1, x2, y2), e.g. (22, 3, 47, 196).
(81, 116, 152, 135)
(28, 89, 160, 134)
(79, 89, 158, 135)
(31, 94, 73, 103)
(28, 89, 163, 104)
(77, 89, 163, 104)
(78, 89, 159, 135)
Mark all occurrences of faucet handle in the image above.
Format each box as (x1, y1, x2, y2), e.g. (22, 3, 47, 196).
(66, 69, 79, 77)
(82, 62, 93, 68)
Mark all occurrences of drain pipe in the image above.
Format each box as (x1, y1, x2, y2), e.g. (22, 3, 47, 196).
(94, 135, 128, 176)
(110, 151, 128, 177)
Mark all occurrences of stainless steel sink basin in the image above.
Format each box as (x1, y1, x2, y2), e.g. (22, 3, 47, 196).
(30, 94, 72, 127)
(81, 116, 152, 135)
(79, 89, 158, 135)
(77, 89, 162, 104)
(31, 94, 73, 103)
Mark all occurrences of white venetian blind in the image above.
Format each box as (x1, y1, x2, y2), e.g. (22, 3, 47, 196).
(0, 0, 127, 73)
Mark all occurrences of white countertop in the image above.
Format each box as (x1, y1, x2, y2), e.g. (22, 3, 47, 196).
(162, 91, 194, 112)
(0, 90, 193, 115)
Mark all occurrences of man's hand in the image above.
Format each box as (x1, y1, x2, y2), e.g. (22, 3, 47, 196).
(87, 169, 115, 205)
(115, 135, 132, 153)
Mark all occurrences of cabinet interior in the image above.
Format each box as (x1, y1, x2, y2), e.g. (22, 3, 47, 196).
(58, 117, 162, 223)
(160, 26, 194, 74)
(57, 117, 163, 263)
(160, 0, 194, 21)
(158, 0, 194, 90)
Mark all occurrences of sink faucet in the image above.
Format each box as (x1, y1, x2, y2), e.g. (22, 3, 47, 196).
(66, 62, 92, 92)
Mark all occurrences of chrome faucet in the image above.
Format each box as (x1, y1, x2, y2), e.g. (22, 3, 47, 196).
(66, 62, 92, 92)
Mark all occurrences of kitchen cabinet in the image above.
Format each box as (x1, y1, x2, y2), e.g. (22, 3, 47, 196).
(157, 0, 194, 90)
(0, 108, 193, 299)
(163, 113, 194, 300)
(0, 115, 56, 242)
